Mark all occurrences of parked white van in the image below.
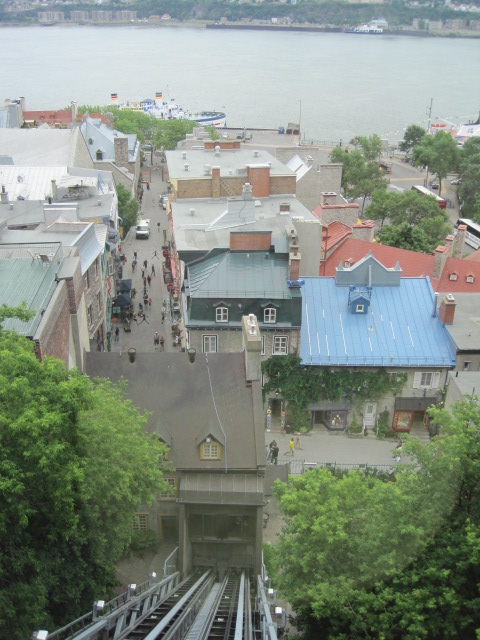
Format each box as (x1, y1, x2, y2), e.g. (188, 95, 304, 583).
(136, 220, 150, 239)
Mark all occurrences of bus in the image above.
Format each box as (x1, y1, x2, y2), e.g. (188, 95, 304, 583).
(411, 185, 447, 209)
(456, 218, 480, 250)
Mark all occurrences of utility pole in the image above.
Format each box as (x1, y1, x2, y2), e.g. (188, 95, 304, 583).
(299, 100, 302, 144)
(424, 98, 433, 187)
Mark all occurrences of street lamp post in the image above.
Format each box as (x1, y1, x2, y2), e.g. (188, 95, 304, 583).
(299, 100, 302, 144)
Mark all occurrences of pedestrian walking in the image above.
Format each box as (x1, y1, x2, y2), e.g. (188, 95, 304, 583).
(151, 264, 155, 276)
(154, 331, 160, 348)
(143, 259, 148, 270)
(141, 267, 145, 278)
(271, 443, 279, 465)
(148, 297, 152, 307)
(161, 311, 165, 324)
(285, 438, 295, 457)
(295, 434, 303, 450)
(114, 326, 119, 342)
(267, 439, 277, 461)
(157, 222, 161, 232)
(147, 274, 152, 286)
(159, 335, 165, 351)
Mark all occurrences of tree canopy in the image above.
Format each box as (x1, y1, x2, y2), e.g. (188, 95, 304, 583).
(0, 330, 169, 638)
(368, 189, 451, 252)
(117, 182, 140, 233)
(413, 130, 459, 195)
(268, 397, 480, 639)
(398, 124, 426, 154)
(458, 138, 480, 220)
(330, 139, 389, 206)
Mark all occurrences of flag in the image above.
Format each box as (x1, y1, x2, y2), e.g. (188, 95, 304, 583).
(155, 91, 162, 101)
(111, 93, 118, 101)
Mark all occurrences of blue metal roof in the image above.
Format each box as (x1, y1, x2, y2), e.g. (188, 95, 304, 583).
(300, 277, 456, 367)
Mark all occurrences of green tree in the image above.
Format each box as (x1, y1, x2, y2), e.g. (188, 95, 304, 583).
(117, 182, 140, 234)
(330, 146, 388, 208)
(350, 133, 383, 162)
(458, 138, 480, 214)
(398, 124, 426, 154)
(0, 331, 168, 638)
(413, 130, 459, 196)
(205, 124, 221, 141)
(268, 397, 480, 639)
(369, 189, 450, 251)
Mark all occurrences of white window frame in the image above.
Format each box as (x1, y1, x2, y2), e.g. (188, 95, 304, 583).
(273, 335, 288, 355)
(356, 304, 364, 313)
(203, 335, 218, 353)
(466, 275, 474, 283)
(84, 271, 90, 290)
(264, 307, 277, 324)
(413, 371, 441, 389)
(449, 273, 458, 281)
(216, 306, 228, 323)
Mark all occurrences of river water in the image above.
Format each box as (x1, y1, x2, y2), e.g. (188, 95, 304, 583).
(1, 25, 479, 143)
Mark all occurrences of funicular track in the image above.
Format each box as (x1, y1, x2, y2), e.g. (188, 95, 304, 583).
(119, 570, 215, 640)
(184, 570, 252, 640)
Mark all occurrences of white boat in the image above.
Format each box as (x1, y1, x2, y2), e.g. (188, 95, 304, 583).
(344, 24, 383, 34)
(115, 97, 227, 128)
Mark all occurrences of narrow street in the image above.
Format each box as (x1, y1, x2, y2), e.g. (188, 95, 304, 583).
(110, 159, 183, 355)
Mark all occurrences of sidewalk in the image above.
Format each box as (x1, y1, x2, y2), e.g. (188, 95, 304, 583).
(111, 161, 182, 355)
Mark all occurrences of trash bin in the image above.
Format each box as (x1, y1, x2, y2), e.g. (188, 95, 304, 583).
(278, 127, 285, 135)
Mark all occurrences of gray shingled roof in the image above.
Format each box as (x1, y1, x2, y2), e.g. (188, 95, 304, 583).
(84, 351, 265, 472)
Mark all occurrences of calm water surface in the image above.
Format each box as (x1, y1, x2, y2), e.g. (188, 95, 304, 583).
(1, 25, 479, 143)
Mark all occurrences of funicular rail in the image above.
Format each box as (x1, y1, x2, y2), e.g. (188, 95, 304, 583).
(121, 570, 215, 640)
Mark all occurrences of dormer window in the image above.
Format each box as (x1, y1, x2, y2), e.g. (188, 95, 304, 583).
(216, 307, 228, 323)
(200, 437, 221, 460)
(356, 304, 364, 313)
(449, 273, 458, 281)
(344, 259, 353, 268)
(466, 275, 474, 283)
(264, 307, 277, 324)
(88, 137, 94, 145)
(96, 150, 103, 161)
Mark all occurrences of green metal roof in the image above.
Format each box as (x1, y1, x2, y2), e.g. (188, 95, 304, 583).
(188, 251, 292, 299)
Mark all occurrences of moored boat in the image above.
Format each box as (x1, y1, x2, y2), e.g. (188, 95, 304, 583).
(113, 96, 226, 128)
(344, 24, 383, 34)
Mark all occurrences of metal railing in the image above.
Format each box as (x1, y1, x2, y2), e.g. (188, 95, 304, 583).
(276, 458, 395, 476)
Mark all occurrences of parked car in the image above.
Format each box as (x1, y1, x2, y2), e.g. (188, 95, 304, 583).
(430, 181, 439, 190)
(135, 220, 150, 239)
(451, 177, 462, 186)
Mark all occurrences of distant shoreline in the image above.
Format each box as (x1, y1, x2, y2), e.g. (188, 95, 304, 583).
(1, 20, 480, 39)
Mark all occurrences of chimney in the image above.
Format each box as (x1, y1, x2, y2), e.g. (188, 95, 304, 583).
(433, 245, 449, 280)
(321, 192, 337, 205)
(51, 179, 58, 201)
(289, 251, 301, 281)
(242, 314, 261, 382)
(105, 112, 114, 129)
(438, 293, 456, 325)
(351, 220, 375, 242)
(444, 234, 454, 250)
(230, 230, 272, 251)
(215, 145, 221, 157)
(242, 182, 253, 201)
(1, 185, 8, 204)
(453, 224, 466, 258)
(212, 166, 220, 198)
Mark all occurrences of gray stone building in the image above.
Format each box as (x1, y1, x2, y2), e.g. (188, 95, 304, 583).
(85, 319, 266, 577)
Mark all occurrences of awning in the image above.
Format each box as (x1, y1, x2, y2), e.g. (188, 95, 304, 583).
(178, 473, 264, 506)
(394, 397, 439, 411)
(117, 279, 132, 293)
(113, 293, 131, 307)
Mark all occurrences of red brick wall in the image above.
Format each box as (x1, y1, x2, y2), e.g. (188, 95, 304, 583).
(247, 166, 270, 197)
(204, 141, 241, 150)
(37, 282, 71, 366)
(439, 296, 456, 325)
(230, 231, 272, 251)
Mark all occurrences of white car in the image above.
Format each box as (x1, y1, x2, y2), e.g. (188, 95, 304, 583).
(135, 220, 150, 239)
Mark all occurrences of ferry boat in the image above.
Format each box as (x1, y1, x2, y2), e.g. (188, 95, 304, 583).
(344, 24, 383, 34)
(114, 96, 226, 128)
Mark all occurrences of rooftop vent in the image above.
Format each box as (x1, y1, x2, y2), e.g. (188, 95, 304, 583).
(189, 208, 195, 216)
(181, 151, 187, 159)
(184, 163, 189, 172)
(215, 145, 221, 156)
(203, 164, 211, 175)
(253, 150, 259, 157)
